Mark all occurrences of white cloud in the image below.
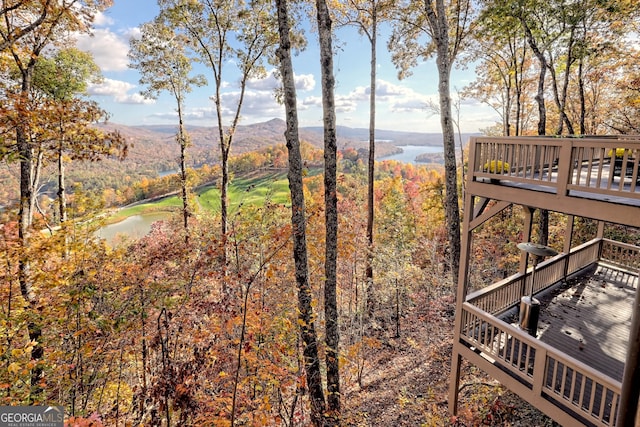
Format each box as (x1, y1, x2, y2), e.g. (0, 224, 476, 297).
(391, 98, 431, 113)
(123, 27, 142, 41)
(247, 71, 280, 91)
(335, 79, 432, 113)
(213, 89, 282, 121)
(302, 96, 322, 109)
(75, 28, 130, 72)
(295, 73, 315, 91)
(88, 78, 155, 105)
(334, 95, 358, 113)
(247, 69, 316, 92)
(150, 109, 215, 122)
(150, 90, 282, 124)
(123, 92, 156, 105)
(92, 11, 114, 27)
(376, 80, 415, 98)
(343, 86, 369, 102)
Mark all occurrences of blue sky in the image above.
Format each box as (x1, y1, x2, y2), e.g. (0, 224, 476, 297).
(74, 1, 497, 133)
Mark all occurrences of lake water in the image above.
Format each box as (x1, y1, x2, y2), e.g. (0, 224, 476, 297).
(158, 169, 178, 177)
(96, 211, 173, 246)
(380, 145, 443, 164)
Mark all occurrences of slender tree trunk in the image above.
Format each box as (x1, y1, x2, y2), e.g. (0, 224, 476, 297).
(275, 2, 326, 425)
(365, 5, 377, 319)
(504, 81, 512, 136)
(578, 57, 586, 135)
(425, 0, 461, 287)
(177, 101, 189, 243)
(213, 63, 229, 287)
(551, 27, 576, 135)
(521, 19, 547, 136)
(521, 22, 551, 243)
(57, 140, 66, 224)
(16, 75, 44, 401)
(57, 133, 70, 258)
(534, 62, 546, 135)
(316, 0, 341, 422)
(514, 38, 526, 136)
(19, 134, 34, 236)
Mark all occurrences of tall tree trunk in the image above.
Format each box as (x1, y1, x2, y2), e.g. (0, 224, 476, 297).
(177, 101, 190, 243)
(57, 133, 69, 258)
(275, 1, 326, 425)
(316, 0, 341, 422)
(514, 38, 526, 136)
(521, 21, 551, 243)
(578, 57, 586, 135)
(521, 19, 547, 136)
(57, 139, 67, 224)
(365, 4, 377, 319)
(503, 80, 512, 136)
(17, 74, 44, 401)
(19, 135, 34, 237)
(551, 27, 576, 135)
(424, 0, 461, 286)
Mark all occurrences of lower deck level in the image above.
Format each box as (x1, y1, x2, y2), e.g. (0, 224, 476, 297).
(501, 264, 637, 383)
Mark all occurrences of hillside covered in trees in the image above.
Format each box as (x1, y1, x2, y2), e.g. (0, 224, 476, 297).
(1, 0, 639, 426)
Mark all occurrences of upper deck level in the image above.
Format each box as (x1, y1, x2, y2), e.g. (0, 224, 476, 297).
(467, 136, 640, 227)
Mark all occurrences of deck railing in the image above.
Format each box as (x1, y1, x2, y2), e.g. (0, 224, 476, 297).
(466, 239, 601, 316)
(460, 303, 621, 427)
(600, 238, 640, 273)
(460, 239, 639, 426)
(471, 136, 640, 202)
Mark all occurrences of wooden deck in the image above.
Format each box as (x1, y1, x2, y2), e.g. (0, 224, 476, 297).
(469, 136, 640, 226)
(495, 162, 640, 208)
(502, 264, 637, 382)
(451, 136, 640, 426)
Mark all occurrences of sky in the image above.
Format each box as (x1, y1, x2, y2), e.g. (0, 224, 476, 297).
(74, 1, 499, 133)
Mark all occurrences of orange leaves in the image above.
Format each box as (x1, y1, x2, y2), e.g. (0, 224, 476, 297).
(65, 413, 105, 427)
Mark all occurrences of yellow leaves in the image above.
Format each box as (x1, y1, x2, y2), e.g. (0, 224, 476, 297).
(406, 337, 421, 350)
(397, 390, 412, 407)
(265, 266, 276, 280)
(7, 362, 21, 375)
(483, 160, 510, 173)
(608, 148, 633, 158)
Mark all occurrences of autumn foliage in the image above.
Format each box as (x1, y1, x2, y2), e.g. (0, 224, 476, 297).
(0, 147, 457, 424)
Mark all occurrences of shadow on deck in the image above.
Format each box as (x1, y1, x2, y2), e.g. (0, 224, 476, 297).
(499, 264, 637, 382)
(457, 238, 638, 427)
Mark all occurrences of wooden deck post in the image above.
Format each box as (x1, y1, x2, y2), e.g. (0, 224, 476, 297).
(563, 215, 574, 279)
(448, 350, 462, 416)
(449, 171, 476, 417)
(519, 206, 534, 275)
(617, 272, 640, 427)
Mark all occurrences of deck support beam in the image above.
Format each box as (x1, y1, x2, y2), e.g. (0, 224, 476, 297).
(617, 271, 640, 427)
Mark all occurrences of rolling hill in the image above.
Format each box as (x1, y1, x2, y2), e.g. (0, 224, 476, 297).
(0, 118, 477, 207)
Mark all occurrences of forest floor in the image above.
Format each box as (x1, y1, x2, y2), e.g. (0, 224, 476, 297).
(342, 294, 560, 427)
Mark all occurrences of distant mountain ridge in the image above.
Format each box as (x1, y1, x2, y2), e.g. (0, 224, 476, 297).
(0, 119, 478, 206)
(100, 118, 478, 162)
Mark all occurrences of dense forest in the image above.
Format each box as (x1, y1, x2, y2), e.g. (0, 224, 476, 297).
(1, 0, 639, 426)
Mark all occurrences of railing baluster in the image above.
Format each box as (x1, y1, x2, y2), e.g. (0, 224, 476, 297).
(610, 388, 619, 426)
(588, 379, 597, 418)
(569, 368, 577, 404)
(598, 386, 607, 423)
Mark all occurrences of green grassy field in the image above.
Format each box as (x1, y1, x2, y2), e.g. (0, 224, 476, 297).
(111, 171, 291, 221)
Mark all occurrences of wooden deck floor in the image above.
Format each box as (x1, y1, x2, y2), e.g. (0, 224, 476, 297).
(493, 161, 640, 207)
(532, 264, 637, 382)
